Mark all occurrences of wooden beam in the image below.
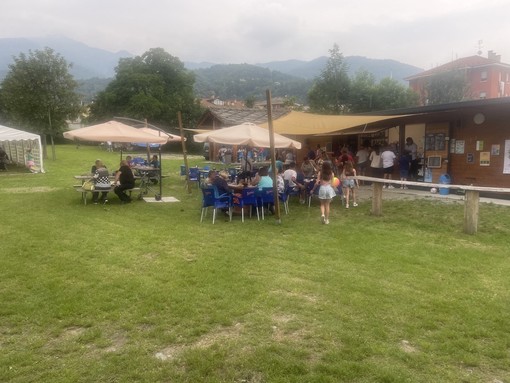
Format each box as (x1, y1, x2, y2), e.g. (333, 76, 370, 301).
(372, 182, 383, 216)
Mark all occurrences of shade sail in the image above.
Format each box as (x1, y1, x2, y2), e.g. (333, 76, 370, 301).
(193, 122, 301, 149)
(63, 121, 168, 144)
(260, 111, 410, 135)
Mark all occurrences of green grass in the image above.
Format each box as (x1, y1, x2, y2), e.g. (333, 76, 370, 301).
(1, 144, 510, 382)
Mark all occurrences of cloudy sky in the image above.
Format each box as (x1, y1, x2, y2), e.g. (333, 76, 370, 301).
(2, 0, 510, 69)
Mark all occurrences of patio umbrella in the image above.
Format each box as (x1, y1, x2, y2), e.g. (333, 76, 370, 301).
(138, 127, 183, 142)
(63, 120, 168, 144)
(193, 122, 301, 149)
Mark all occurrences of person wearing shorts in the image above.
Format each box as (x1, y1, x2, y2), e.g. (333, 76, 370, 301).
(380, 147, 396, 188)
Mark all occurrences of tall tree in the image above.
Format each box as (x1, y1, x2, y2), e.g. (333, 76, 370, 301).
(425, 70, 470, 105)
(348, 70, 377, 113)
(371, 77, 419, 111)
(0, 47, 80, 159)
(90, 48, 202, 127)
(308, 44, 351, 114)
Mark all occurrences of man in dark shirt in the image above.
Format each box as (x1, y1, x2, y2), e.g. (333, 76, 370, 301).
(114, 160, 135, 203)
(208, 170, 231, 195)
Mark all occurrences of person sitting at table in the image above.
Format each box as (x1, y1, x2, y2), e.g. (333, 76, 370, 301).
(283, 161, 305, 203)
(301, 156, 317, 179)
(91, 160, 110, 204)
(207, 170, 231, 195)
(147, 154, 160, 184)
(254, 166, 272, 190)
(114, 159, 135, 204)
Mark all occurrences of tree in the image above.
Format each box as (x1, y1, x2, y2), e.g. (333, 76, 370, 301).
(308, 44, 351, 114)
(425, 70, 470, 105)
(348, 70, 376, 113)
(0, 47, 80, 159)
(371, 77, 419, 111)
(90, 48, 202, 128)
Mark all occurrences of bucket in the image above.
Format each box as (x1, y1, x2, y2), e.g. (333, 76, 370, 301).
(439, 174, 451, 195)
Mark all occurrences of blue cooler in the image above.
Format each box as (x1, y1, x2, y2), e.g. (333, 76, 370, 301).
(439, 174, 451, 195)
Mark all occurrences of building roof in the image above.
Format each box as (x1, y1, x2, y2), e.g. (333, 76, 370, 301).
(405, 55, 510, 81)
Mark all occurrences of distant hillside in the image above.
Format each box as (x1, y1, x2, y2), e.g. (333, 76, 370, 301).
(256, 56, 423, 83)
(0, 36, 133, 80)
(193, 64, 312, 104)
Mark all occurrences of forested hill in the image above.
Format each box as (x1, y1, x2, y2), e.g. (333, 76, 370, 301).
(193, 64, 312, 104)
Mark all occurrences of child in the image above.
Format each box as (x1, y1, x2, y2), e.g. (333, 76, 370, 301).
(312, 161, 336, 224)
(341, 161, 359, 208)
(399, 150, 411, 189)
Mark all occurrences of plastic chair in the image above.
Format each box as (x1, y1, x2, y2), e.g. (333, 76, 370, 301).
(188, 167, 200, 188)
(258, 187, 275, 220)
(284, 180, 301, 207)
(232, 188, 259, 222)
(200, 186, 232, 224)
(180, 165, 186, 178)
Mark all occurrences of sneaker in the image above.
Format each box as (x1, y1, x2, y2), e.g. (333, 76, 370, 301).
(325, 219, 330, 225)
(346, 204, 349, 209)
(93, 201, 98, 205)
(383, 185, 387, 189)
(353, 202, 358, 207)
(321, 215, 325, 224)
(388, 185, 395, 189)
(103, 199, 109, 205)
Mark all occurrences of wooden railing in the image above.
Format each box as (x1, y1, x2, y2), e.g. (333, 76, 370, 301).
(355, 176, 510, 235)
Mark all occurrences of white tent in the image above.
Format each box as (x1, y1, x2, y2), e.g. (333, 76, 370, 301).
(0, 124, 44, 172)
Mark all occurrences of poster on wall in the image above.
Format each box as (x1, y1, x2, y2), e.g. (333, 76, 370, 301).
(455, 140, 465, 154)
(504, 140, 510, 174)
(480, 152, 490, 166)
(491, 144, 500, 155)
(467, 153, 474, 164)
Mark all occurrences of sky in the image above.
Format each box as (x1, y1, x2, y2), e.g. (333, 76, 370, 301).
(2, 0, 510, 69)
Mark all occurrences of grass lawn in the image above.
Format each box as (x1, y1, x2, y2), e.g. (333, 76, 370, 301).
(1, 144, 510, 383)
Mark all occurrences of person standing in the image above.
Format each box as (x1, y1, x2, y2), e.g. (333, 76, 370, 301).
(341, 161, 359, 208)
(380, 146, 396, 188)
(355, 145, 370, 184)
(311, 161, 336, 224)
(405, 137, 419, 180)
(369, 145, 382, 179)
(114, 160, 135, 204)
(399, 150, 411, 189)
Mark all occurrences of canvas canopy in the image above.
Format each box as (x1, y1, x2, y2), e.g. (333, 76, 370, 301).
(63, 120, 168, 144)
(260, 111, 410, 135)
(0, 124, 44, 172)
(138, 127, 183, 142)
(193, 122, 301, 149)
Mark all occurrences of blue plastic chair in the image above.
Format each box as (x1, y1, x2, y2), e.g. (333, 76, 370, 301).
(233, 188, 259, 222)
(188, 167, 200, 188)
(200, 186, 232, 224)
(258, 187, 275, 220)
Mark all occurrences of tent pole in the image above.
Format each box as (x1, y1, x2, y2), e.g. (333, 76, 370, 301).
(266, 89, 281, 223)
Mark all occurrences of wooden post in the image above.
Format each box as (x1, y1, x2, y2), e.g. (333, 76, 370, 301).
(464, 190, 479, 234)
(266, 89, 281, 223)
(372, 181, 383, 216)
(177, 111, 192, 194)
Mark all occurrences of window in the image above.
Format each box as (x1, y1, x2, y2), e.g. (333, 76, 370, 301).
(479, 92, 487, 99)
(480, 71, 488, 82)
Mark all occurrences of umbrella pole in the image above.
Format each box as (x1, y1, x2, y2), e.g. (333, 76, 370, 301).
(266, 89, 281, 223)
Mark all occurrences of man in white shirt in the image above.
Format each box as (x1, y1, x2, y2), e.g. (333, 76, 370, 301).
(283, 162, 305, 203)
(380, 147, 396, 188)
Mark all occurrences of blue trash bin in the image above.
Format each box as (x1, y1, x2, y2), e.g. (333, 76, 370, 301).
(439, 174, 451, 195)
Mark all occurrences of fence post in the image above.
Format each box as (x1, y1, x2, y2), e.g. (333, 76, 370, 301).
(372, 181, 383, 216)
(464, 190, 480, 234)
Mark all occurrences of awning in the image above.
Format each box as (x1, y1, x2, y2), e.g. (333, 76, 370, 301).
(260, 111, 410, 135)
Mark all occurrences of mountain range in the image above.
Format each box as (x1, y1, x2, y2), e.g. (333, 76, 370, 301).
(0, 36, 423, 82)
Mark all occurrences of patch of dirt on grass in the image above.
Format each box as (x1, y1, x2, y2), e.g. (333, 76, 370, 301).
(104, 332, 128, 353)
(271, 314, 308, 343)
(1, 186, 59, 193)
(155, 322, 244, 361)
(271, 289, 318, 304)
(61, 326, 87, 340)
(400, 339, 418, 353)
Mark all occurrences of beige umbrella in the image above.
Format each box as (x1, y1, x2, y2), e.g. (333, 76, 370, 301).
(138, 127, 184, 142)
(63, 120, 168, 144)
(193, 122, 301, 149)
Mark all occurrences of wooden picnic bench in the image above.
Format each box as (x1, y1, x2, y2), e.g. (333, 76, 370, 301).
(355, 176, 510, 235)
(73, 185, 141, 205)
